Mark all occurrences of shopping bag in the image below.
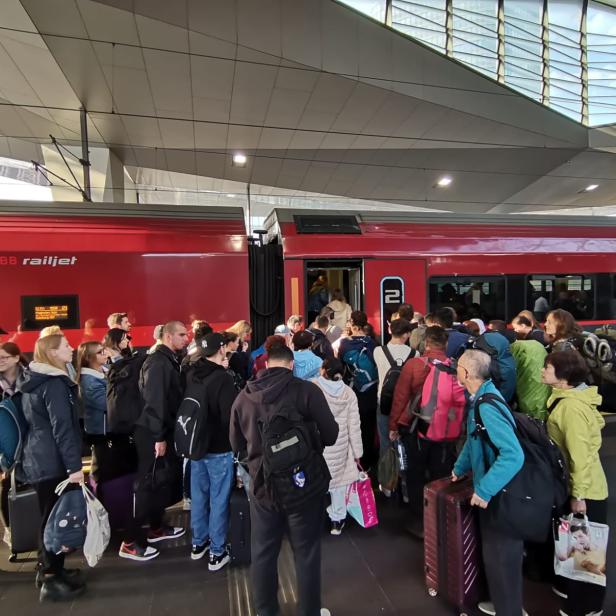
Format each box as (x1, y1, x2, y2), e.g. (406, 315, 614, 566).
(346, 472, 379, 528)
(554, 514, 608, 587)
(377, 446, 400, 493)
(82, 483, 110, 567)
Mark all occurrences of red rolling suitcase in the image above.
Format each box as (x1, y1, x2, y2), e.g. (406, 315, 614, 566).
(424, 477, 485, 616)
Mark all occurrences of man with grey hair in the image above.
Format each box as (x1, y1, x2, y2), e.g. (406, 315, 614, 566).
(119, 321, 189, 562)
(453, 349, 526, 616)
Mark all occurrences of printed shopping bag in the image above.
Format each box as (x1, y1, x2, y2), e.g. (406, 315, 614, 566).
(82, 483, 110, 567)
(346, 472, 379, 528)
(554, 514, 608, 587)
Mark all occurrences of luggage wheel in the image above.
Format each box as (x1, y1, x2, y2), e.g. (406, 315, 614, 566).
(428, 587, 438, 597)
(8, 553, 17, 563)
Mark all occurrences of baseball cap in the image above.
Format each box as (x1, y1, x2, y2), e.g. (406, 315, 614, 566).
(201, 332, 226, 357)
(274, 324, 290, 335)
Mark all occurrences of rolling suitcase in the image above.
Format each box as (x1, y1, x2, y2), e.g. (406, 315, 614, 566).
(7, 471, 42, 562)
(424, 477, 484, 616)
(228, 488, 251, 566)
(89, 473, 136, 531)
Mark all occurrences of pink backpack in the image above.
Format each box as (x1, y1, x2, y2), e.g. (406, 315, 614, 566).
(409, 358, 466, 441)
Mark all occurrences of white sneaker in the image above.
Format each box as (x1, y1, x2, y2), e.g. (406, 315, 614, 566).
(320, 610, 332, 616)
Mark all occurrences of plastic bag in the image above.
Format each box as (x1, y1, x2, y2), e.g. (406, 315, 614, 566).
(82, 483, 110, 567)
(346, 472, 378, 528)
(44, 479, 87, 555)
(554, 514, 609, 587)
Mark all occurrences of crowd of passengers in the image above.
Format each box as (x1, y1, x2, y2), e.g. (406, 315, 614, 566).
(0, 289, 608, 616)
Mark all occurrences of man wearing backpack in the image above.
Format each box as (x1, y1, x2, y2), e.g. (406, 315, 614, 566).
(433, 307, 472, 359)
(338, 310, 379, 469)
(452, 350, 525, 616)
(119, 321, 188, 561)
(230, 344, 338, 616)
(389, 327, 465, 538)
(373, 318, 415, 465)
(182, 332, 238, 570)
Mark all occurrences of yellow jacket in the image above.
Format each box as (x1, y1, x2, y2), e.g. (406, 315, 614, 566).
(547, 385, 608, 501)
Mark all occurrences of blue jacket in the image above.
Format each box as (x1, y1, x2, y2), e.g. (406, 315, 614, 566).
(453, 380, 524, 502)
(19, 362, 82, 483)
(80, 368, 107, 435)
(293, 350, 323, 381)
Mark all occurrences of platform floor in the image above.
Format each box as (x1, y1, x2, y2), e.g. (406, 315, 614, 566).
(2, 423, 615, 616)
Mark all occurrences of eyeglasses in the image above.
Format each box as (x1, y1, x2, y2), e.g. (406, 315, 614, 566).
(0, 355, 13, 361)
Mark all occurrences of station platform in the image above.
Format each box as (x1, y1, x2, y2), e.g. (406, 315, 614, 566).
(2, 424, 615, 616)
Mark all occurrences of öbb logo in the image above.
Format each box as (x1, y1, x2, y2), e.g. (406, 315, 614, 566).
(0, 256, 78, 266)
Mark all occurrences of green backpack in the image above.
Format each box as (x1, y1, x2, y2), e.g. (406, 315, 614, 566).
(510, 340, 551, 420)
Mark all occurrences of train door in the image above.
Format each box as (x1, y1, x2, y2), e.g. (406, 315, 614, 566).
(305, 259, 363, 324)
(364, 259, 427, 344)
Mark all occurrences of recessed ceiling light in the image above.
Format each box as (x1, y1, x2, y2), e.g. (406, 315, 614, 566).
(232, 153, 247, 167)
(585, 184, 599, 192)
(436, 176, 453, 187)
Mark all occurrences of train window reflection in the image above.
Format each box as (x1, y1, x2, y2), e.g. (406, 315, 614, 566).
(429, 277, 506, 322)
(526, 274, 594, 321)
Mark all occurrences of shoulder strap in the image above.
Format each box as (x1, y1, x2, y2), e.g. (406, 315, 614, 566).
(382, 345, 397, 369)
(472, 393, 517, 459)
(546, 398, 560, 415)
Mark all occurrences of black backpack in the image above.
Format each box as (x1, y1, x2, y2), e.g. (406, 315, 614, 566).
(473, 393, 569, 542)
(379, 346, 415, 416)
(174, 369, 217, 460)
(259, 402, 331, 513)
(106, 353, 148, 434)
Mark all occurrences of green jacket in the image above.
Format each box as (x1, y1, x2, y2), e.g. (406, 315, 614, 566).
(510, 340, 551, 420)
(547, 385, 608, 501)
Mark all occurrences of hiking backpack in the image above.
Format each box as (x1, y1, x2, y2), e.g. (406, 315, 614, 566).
(174, 369, 217, 460)
(408, 358, 466, 441)
(259, 403, 331, 512)
(473, 332, 517, 403)
(342, 346, 378, 393)
(0, 397, 28, 472)
(379, 346, 415, 416)
(106, 353, 148, 434)
(473, 393, 569, 542)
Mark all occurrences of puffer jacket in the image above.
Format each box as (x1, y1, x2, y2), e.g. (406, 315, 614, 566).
(325, 300, 352, 331)
(313, 376, 363, 489)
(19, 362, 82, 483)
(80, 368, 106, 435)
(547, 385, 608, 501)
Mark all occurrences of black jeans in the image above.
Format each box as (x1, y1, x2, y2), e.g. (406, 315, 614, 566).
(0, 473, 9, 528)
(402, 431, 456, 520)
(479, 509, 525, 616)
(356, 386, 378, 470)
(33, 476, 68, 575)
(560, 498, 608, 616)
(125, 426, 166, 546)
(250, 496, 325, 616)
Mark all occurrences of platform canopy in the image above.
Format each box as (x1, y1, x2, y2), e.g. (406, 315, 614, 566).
(0, 0, 615, 214)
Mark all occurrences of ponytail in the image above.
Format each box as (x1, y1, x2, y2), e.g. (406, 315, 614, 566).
(322, 358, 344, 381)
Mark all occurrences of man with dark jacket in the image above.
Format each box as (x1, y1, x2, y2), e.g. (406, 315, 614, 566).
(119, 321, 188, 562)
(433, 307, 471, 358)
(230, 344, 338, 616)
(186, 332, 238, 571)
(308, 316, 334, 360)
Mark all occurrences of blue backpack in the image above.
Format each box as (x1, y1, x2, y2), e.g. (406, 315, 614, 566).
(0, 397, 28, 472)
(343, 346, 378, 393)
(44, 482, 87, 555)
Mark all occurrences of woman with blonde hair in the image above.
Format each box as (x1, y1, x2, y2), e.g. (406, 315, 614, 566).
(227, 320, 252, 378)
(77, 341, 107, 437)
(20, 334, 85, 602)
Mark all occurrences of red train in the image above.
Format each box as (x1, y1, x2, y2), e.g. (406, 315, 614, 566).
(2, 201, 616, 353)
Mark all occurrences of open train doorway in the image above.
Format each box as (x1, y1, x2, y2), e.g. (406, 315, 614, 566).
(305, 260, 363, 326)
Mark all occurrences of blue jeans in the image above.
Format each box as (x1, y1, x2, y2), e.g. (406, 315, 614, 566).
(190, 452, 234, 555)
(376, 410, 391, 459)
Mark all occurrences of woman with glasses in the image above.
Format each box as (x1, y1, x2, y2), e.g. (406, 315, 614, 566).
(0, 342, 28, 547)
(77, 342, 108, 437)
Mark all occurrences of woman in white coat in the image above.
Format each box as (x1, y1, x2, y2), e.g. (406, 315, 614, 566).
(313, 358, 363, 535)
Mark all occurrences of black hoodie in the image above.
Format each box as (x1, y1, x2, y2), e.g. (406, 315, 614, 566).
(230, 367, 338, 503)
(184, 358, 238, 454)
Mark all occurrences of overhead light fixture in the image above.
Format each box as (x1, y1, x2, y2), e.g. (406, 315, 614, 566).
(232, 153, 247, 167)
(436, 176, 453, 187)
(585, 184, 599, 192)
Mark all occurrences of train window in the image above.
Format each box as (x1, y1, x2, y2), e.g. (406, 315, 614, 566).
(428, 277, 506, 322)
(294, 215, 361, 234)
(21, 294, 80, 331)
(525, 275, 594, 321)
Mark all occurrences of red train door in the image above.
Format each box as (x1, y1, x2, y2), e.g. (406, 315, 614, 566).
(363, 259, 427, 341)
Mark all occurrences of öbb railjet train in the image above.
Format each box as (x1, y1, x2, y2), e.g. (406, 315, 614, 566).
(2, 201, 616, 352)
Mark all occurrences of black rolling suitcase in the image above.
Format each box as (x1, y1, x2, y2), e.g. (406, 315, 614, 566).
(228, 488, 251, 566)
(7, 471, 42, 562)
